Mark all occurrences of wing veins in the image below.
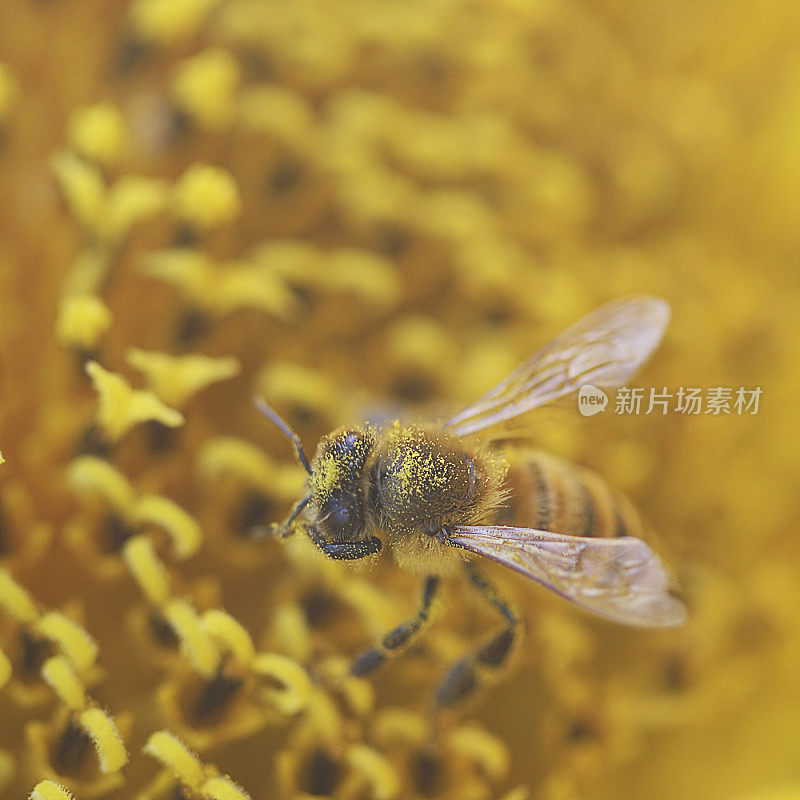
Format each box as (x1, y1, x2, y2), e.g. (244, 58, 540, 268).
(445, 297, 669, 436)
(446, 525, 686, 627)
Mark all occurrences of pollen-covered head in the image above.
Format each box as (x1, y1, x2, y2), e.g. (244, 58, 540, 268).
(309, 427, 375, 542)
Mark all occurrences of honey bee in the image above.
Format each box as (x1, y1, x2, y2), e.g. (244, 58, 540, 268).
(257, 296, 687, 706)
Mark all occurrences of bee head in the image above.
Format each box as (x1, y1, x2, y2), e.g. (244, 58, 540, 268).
(309, 428, 375, 541)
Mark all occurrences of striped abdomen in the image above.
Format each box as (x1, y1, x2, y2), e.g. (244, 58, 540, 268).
(496, 449, 644, 540)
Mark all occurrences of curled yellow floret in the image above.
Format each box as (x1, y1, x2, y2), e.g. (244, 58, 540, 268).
(447, 725, 510, 781)
(0, 63, 19, 121)
(56, 295, 113, 350)
(66, 456, 136, 513)
(499, 787, 531, 800)
(212, 261, 300, 320)
(201, 609, 255, 667)
(141, 250, 297, 319)
(29, 781, 75, 800)
(256, 362, 339, 420)
(326, 248, 400, 310)
(251, 653, 311, 715)
(143, 730, 205, 789)
(126, 348, 241, 408)
(236, 85, 315, 146)
(129, 0, 222, 43)
(122, 535, 171, 605)
(85, 361, 185, 442)
(371, 708, 429, 748)
(200, 776, 252, 800)
(50, 151, 104, 229)
(41, 655, 86, 710)
(0, 646, 11, 689)
(132, 494, 202, 559)
(61, 249, 112, 297)
(102, 176, 170, 243)
(0, 568, 39, 623)
(251, 242, 399, 309)
(196, 438, 278, 489)
(267, 603, 313, 664)
(346, 745, 400, 800)
(77, 707, 129, 773)
(384, 315, 455, 371)
(34, 612, 98, 674)
(316, 657, 374, 717)
(163, 599, 221, 677)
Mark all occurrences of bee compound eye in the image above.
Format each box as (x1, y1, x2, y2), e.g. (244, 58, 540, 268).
(321, 491, 364, 539)
(331, 503, 351, 527)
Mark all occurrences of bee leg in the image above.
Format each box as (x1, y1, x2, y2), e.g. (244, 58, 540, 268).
(434, 563, 518, 709)
(351, 575, 439, 677)
(281, 495, 311, 532)
(248, 495, 310, 541)
(306, 525, 383, 561)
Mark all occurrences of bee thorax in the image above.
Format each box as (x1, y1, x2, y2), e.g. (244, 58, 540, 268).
(371, 427, 474, 527)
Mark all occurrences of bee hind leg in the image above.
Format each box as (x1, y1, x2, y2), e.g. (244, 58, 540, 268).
(434, 563, 519, 709)
(351, 575, 439, 677)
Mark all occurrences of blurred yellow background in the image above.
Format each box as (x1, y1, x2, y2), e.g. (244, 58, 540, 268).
(1, 1, 799, 798)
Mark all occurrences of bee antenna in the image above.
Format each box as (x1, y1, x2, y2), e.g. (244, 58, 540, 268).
(254, 397, 312, 475)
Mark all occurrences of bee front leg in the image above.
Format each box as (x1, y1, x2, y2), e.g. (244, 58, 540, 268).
(248, 495, 310, 541)
(434, 563, 519, 709)
(351, 575, 440, 677)
(305, 525, 383, 561)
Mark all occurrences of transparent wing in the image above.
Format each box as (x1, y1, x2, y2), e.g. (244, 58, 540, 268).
(446, 525, 687, 627)
(446, 296, 670, 436)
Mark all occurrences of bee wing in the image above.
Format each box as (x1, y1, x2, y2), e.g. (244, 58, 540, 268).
(445, 525, 687, 627)
(445, 296, 670, 436)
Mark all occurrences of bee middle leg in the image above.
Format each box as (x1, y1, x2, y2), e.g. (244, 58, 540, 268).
(434, 562, 519, 709)
(351, 575, 440, 677)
